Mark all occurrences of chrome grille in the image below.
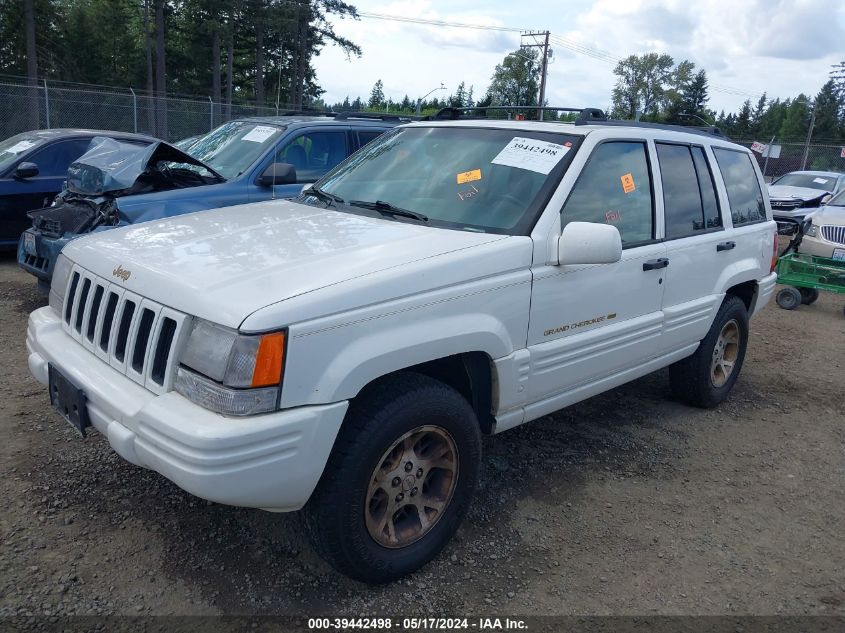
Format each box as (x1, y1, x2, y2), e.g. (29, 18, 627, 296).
(61, 266, 190, 394)
(821, 225, 845, 246)
(770, 199, 802, 211)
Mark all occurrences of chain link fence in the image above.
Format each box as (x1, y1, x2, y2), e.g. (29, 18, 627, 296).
(0, 74, 290, 143)
(3, 73, 845, 176)
(732, 139, 845, 181)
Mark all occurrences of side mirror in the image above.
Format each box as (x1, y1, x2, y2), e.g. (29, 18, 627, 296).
(558, 221, 622, 265)
(14, 162, 39, 180)
(258, 162, 296, 186)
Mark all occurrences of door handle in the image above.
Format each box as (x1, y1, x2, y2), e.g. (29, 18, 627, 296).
(717, 241, 736, 252)
(643, 258, 669, 271)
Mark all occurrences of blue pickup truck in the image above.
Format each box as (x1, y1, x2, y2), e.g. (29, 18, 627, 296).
(18, 113, 401, 287)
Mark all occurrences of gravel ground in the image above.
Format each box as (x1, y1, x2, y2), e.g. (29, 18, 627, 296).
(1, 252, 843, 618)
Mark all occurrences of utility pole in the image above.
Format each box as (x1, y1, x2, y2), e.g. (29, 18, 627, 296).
(520, 31, 551, 120)
(801, 103, 816, 171)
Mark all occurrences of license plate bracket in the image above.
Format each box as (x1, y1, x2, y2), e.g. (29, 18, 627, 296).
(23, 231, 36, 256)
(48, 364, 90, 437)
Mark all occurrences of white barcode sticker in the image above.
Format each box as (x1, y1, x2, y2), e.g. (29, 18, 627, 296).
(242, 125, 278, 143)
(491, 137, 570, 175)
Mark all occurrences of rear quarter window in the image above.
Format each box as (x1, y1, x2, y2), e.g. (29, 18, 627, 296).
(712, 148, 766, 226)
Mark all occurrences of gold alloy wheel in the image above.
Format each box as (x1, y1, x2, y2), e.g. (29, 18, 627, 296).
(364, 425, 459, 549)
(711, 318, 741, 388)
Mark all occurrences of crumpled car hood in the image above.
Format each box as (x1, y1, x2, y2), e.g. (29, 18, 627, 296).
(808, 204, 845, 226)
(767, 184, 830, 202)
(66, 136, 223, 196)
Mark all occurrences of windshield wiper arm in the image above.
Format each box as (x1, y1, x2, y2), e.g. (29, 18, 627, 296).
(348, 199, 429, 222)
(306, 185, 344, 207)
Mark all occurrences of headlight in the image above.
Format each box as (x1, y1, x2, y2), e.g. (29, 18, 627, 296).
(176, 318, 286, 416)
(805, 222, 818, 237)
(48, 254, 73, 316)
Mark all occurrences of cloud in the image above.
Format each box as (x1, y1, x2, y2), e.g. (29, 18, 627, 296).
(313, 0, 845, 114)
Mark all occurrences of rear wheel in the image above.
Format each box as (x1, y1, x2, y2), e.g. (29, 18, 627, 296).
(302, 372, 481, 583)
(799, 287, 819, 305)
(669, 296, 749, 408)
(776, 287, 802, 310)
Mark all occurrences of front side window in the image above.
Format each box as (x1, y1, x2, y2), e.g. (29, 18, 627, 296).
(713, 148, 766, 226)
(29, 139, 96, 178)
(314, 126, 580, 234)
(561, 141, 653, 245)
(276, 131, 348, 183)
(0, 133, 46, 174)
(357, 130, 384, 147)
(657, 143, 723, 238)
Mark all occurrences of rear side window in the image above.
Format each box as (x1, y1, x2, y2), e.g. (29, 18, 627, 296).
(713, 148, 766, 226)
(691, 147, 721, 230)
(657, 143, 722, 238)
(561, 141, 653, 245)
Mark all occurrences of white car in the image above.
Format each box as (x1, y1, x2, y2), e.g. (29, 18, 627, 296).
(800, 191, 845, 260)
(768, 170, 845, 230)
(26, 113, 778, 582)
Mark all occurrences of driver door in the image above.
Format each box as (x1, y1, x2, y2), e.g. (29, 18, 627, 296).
(526, 140, 667, 412)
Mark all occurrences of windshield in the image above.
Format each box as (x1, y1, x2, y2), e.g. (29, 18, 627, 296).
(0, 133, 46, 173)
(313, 126, 580, 234)
(772, 173, 839, 192)
(175, 121, 284, 179)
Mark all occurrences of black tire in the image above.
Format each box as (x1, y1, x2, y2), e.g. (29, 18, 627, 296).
(799, 287, 819, 305)
(776, 287, 802, 310)
(669, 296, 749, 409)
(302, 372, 481, 583)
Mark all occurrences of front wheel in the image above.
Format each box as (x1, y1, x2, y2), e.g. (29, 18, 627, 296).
(669, 296, 749, 408)
(302, 372, 481, 583)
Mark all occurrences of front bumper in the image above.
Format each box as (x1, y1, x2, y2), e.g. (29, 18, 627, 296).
(798, 234, 845, 259)
(26, 306, 348, 511)
(18, 230, 74, 285)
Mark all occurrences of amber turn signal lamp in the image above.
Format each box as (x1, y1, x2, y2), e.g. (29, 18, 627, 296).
(251, 331, 285, 387)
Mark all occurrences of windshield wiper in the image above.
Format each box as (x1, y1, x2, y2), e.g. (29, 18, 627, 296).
(306, 185, 344, 207)
(348, 199, 429, 222)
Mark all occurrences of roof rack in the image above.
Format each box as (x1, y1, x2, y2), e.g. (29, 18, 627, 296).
(425, 106, 608, 122)
(575, 118, 726, 138)
(332, 111, 418, 122)
(267, 110, 337, 118)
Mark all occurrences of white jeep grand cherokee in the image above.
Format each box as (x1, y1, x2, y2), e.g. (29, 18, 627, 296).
(26, 113, 778, 583)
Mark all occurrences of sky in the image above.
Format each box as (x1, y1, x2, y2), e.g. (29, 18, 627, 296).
(312, 0, 845, 115)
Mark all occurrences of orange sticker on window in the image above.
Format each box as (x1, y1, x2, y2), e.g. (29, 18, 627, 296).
(457, 169, 482, 184)
(621, 173, 635, 193)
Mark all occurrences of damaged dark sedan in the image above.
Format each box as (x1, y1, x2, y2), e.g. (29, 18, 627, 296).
(18, 114, 400, 287)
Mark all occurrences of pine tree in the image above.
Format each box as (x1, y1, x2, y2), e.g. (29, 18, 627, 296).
(812, 80, 841, 141)
(368, 79, 384, 109)
(734, 100, 753, 138)
(751, 93, 767, 135)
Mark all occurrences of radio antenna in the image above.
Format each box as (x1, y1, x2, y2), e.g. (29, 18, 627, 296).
(271, 149, 277, 200)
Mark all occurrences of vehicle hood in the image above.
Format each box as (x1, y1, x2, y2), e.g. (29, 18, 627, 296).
(66, 136, 223, 196)
(767, 184, 831, 202)
(809, 204, 845, 226)
(61, 200, 511, 328)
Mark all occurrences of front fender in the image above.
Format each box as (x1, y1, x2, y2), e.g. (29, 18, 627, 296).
(322, 314, 511, 402)
(277, 278, 531, 408)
